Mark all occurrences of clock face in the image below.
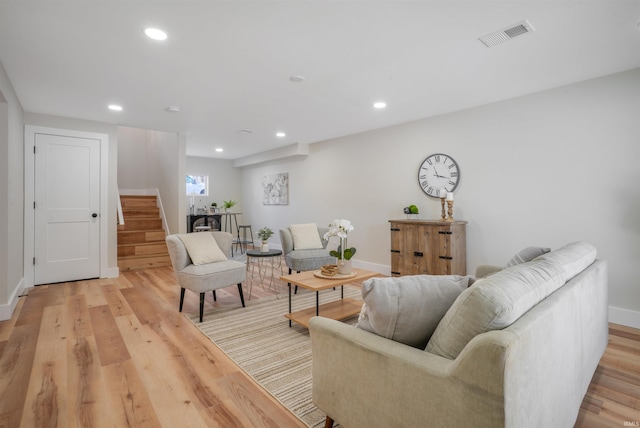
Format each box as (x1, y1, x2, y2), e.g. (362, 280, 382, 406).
(418, 153, 460, 198)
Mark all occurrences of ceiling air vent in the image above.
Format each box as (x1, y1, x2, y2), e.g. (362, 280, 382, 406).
(479, 20, 535, 47)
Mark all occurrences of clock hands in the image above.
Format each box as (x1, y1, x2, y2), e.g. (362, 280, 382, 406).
(433, 167, 446, 179)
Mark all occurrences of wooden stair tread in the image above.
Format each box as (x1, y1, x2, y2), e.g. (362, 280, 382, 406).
(118, 241, 166, 247)
(118, 195, 168, 271)
(118, 253, 170, 260)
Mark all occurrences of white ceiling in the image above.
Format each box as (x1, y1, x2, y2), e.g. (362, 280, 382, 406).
(1, 1, 639, 160)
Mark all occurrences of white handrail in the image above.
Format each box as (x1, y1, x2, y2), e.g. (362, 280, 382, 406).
(117, 188, 125, 225)
(156, 189, 170, 236)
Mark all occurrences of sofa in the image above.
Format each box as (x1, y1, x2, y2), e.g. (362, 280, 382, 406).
(309, 242, 608, 428)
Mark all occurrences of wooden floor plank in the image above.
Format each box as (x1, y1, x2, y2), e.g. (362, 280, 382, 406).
(0, 323, 41, 428)
(88, 305, 131, 367)
(102, 360, 163, 428)
(101, 283, 134, 318)
(20, 304, 68, 428)
(113, 315, 212, 427)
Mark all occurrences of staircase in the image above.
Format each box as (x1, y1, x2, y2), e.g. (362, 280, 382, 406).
(117, 195, 172, 271)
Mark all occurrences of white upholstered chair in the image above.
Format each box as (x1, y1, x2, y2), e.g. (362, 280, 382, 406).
(166, 231, 246, 322)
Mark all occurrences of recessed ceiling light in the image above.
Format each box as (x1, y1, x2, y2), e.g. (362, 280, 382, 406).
(215, 148, 223, 152)
(276, 132, 286, 138)
(144, 28, 167, 41)
(166, 106, 180, 112)
(108, 104, 123, 111)
(289, 75, 305, 83)
(373, 101, 387, 109)
(238, 129, 253, 134)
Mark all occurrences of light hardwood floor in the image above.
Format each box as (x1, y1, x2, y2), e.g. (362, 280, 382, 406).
(1, 259, 638, 427)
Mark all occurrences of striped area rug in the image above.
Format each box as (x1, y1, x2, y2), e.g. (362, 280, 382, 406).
(187, 286, 362, 428)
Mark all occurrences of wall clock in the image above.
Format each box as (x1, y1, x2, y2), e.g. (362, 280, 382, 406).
(418, 153, 460, 198)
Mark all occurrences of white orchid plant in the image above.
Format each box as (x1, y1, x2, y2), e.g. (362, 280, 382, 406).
(324, 219, 356, 261)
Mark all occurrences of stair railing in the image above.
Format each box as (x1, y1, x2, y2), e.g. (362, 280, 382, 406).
(155, 189, 171, 236)
(117, 188, 125, 225)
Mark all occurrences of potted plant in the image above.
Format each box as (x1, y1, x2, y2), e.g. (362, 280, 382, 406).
(257, 226, 274, 252)
(210, 202, 218, 213)
(222, 199, 237, 212)
(324, 219, 357, 274)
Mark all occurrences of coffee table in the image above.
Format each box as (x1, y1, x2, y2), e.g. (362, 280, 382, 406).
(280, 268, 378, 328)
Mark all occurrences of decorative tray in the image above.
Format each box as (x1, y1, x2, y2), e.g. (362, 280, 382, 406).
(313, 270, 357, 279)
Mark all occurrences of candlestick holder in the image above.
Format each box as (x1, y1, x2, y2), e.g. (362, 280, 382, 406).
(440, 198, 446, 221)
(445, 200, 454, 222)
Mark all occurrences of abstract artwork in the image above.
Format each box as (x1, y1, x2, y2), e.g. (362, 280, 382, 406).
(263, 173, 289, 205)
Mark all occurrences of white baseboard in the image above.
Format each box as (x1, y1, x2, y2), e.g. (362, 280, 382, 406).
(609, 305, 640, 329)
(0, 278, 27, 321)
(352, 259, 390, 276)
(105, 267, 120, 278)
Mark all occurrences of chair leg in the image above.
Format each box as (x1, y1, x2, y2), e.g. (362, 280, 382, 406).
(324, 416, 334, 428)
(237, 283, 246, 307)
(212, 290, 217, 301)
(199, 292, 205, 322)
(179, 288, 186, 312)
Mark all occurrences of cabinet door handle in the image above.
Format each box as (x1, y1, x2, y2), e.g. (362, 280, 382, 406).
(414, 252, 423, 257)
(438, 231, 453, 235)
(390, 250, 400, 253)
(439, 256, 453, 260)
(391, 271, 402, 275)
(390, 228, 400, 231)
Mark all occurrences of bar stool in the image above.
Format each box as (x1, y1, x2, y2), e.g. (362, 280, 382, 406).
(234, 225, 254, 255)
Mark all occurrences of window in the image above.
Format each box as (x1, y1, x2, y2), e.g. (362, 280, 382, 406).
(186, 174, 208, 196)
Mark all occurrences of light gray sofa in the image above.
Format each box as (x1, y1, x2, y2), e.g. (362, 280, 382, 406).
(310, 242, 608, 428)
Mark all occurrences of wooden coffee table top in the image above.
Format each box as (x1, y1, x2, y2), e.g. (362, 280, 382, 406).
(280, 268, 379, 291)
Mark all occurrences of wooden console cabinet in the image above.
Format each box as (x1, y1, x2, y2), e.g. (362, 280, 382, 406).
(389, 220, 467, 277)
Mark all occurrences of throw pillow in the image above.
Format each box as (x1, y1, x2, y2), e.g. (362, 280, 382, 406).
(426, 241, 596, 359)
(289, 223, 323, 250)
(356, 275, 469, 349)
(506, 246, 551, 267)
(179, 233, 227, 265)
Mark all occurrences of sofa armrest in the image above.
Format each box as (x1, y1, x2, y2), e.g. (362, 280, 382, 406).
(309, 316, 513, 428)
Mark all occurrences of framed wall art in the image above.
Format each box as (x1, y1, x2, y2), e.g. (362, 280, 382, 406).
(262, 173, 289, 205)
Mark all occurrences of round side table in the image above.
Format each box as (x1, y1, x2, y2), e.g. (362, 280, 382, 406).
(245, 249, 283, 299)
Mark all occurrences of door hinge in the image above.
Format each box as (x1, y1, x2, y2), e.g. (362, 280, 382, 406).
(34, 146, 36, 154)
(33, 201, 36, 209)
(33, 257, 36, 265)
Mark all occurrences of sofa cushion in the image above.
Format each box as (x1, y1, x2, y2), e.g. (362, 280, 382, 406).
(356, 275, 469, 349)
(289, 223, 323, 250)
(506, 246, 551, 267)
(179, 232, 227, 265)
(426, 241, 596, 359)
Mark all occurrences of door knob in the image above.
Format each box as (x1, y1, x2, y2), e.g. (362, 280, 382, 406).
(92, 213, 98, 218)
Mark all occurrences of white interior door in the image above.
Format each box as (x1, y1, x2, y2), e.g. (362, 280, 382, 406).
(34, 133, 101, 284)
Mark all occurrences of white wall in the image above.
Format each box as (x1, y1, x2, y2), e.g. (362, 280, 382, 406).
(117, 127, 183, 234)
(0, 60, 25, 320)
(241, 69, 640, 327)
